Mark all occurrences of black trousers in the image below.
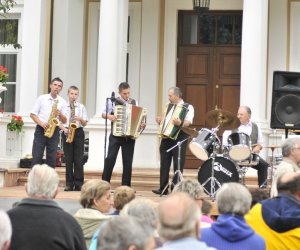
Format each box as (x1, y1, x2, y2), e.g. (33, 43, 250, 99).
(251, 157, 269, 187)
(102, 134, 135, 186)
(62, 128, 85, 188)
(31, 125, 60, 168)
(159, 132, 188, 190)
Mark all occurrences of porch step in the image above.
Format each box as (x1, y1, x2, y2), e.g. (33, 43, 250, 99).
(6, 167, 259, 193)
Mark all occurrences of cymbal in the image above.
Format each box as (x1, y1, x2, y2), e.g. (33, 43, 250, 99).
(206, 109, 240, 130)
(181, 127, 199, 138)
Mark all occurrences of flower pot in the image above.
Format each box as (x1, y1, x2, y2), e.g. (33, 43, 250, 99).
(6, 130, 23, 157)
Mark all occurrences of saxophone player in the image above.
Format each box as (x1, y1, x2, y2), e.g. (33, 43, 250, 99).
(30, 77, 67, 168)
(59, 86, 88, 191)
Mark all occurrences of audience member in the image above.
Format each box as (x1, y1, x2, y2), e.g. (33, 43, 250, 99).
(246, 172, 300, 249)
(74, 180, 112, 248)
(201, 199, 214, 223)
(121, 198, 161, 247)
(111, 185, 136, 215)
(97, 216, 155, 250)
(0, 210, 12, 250)
(90, 198, 158, 250)
(248, 187, 269, 208)
(7, 164, 86, 250)
(173, 179, 213, 227)
(201, 183, 265, 250)
(156, 192, 215, 250)
(271, 137, 300, 197)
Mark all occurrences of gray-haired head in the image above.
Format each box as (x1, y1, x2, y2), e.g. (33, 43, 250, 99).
(216, 182, 252, 215)
(0, 210, 12, 250)
(239, 106, 252, 117)
(158, 192, 200, 241)
(281, 137, 300, 157)
(120, 198, 158, 231)
(169, 86, 182, 98)
(97, 216, 154, 250)
(173, 179, 205, 200)
(27, 164, 59, 199)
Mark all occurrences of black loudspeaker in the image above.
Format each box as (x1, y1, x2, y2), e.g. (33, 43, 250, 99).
(271, 71, 300, 129)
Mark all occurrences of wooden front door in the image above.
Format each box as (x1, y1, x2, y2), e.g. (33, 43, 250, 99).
(177, 11, 242, 169)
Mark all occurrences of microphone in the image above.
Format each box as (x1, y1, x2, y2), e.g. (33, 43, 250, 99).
(111, 91, 116, 103)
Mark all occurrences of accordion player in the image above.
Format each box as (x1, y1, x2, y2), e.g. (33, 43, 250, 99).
(158, 103, 189, 140)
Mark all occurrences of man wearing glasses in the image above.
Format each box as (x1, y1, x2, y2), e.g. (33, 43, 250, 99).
(271, 137, 300, 197)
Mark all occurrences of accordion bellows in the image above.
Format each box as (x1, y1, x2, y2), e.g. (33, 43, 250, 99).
(159, 103, 189, 140)
(113, 104, 147, 139)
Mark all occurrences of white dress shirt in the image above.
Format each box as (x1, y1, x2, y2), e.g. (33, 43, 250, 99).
(102, 97, 139, 115)
(31, 94, 67, 123)
(63, 101, 88, 128)
(222, 121, 264, 146)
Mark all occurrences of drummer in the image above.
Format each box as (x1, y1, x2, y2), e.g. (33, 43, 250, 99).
(222, 106, 269, 188)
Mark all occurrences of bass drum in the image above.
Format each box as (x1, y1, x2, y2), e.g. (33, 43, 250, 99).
(198, 156, 239, 196)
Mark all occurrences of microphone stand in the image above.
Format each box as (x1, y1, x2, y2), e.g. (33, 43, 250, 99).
(104, 96, 115, 166)
(160, 137, 189, 197)
(201, 125, 220, 200)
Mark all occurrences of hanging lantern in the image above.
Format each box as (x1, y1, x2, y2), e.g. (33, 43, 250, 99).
(193, 0, 210, 14)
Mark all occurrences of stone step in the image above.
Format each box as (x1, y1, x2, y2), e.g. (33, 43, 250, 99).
(10, 167, 260, 193)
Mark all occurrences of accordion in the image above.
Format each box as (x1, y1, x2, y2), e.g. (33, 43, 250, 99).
(113, 104, 147, 139)
(159, 103, 189, 140)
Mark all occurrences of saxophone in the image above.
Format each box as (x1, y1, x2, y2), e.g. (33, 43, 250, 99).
(44, 99, 59, 138)
(66, 102, 77, 143)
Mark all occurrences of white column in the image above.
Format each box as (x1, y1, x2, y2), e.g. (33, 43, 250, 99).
(18, 0, 48, 115)
(241, 0, 270, 167)
(86, 0, 129, 170)
(240, 0, 269, 122)
(95, 0, 128, 116)
(52, 0, 85, 99)
(140, 0, 160, 124)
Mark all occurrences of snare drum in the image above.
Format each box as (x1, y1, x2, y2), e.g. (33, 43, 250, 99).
(228, 132, 251, 161)
(189, 128, 220, 161)
(198, 156, 239, 195)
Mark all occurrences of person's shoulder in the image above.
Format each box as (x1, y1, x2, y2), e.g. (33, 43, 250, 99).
(37, 93, 49, 100)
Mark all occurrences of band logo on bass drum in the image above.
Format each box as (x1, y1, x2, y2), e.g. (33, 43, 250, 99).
(213, 162, 233, 177)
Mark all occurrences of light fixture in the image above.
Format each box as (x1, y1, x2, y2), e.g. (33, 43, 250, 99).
(193, 0, 210, 15)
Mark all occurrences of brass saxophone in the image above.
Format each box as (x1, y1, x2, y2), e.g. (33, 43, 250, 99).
(44, 99, 59, 138)
(66, 102, 77, 143)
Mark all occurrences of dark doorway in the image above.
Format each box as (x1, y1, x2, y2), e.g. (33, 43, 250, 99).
(177, 10, 242, 169)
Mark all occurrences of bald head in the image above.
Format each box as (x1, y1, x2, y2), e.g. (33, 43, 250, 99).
(158, 192, 200, 240)
(237, 106, 251, 125)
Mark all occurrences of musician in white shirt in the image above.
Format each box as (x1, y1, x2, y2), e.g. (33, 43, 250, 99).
(152, 86, 195, 195)
(30, 77, 67, 168)
(101, 82, 144, 186)
(60, 86, 88, 191)
(222, 106, 269, 188)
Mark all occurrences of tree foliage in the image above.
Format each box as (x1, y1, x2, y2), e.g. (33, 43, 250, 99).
(0, 0, 16, 14)
(0, 0, 20, 49)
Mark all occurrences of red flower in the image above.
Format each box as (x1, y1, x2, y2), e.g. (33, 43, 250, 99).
(7, 115, 24, 133)
(0, 65, 9, 83)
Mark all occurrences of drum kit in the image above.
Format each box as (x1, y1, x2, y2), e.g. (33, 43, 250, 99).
(185, 108, 264, 198)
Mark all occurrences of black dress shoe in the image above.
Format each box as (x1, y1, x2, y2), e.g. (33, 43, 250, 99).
(152, 189, 168, 195)
(64, 186, 73, 191)
(74, 186, 82, 191)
